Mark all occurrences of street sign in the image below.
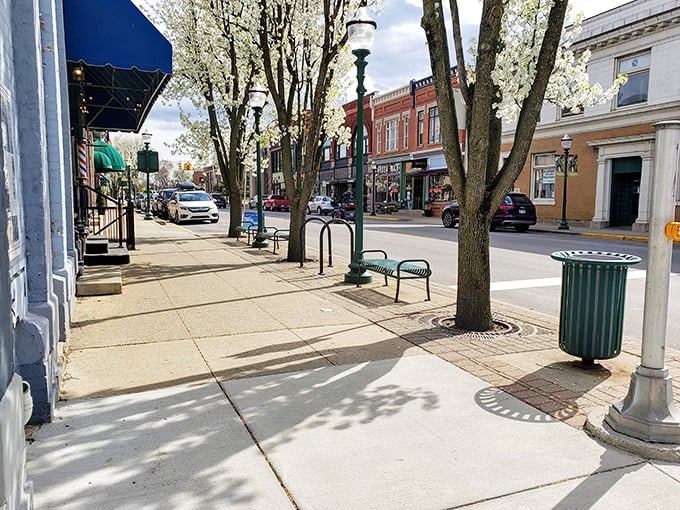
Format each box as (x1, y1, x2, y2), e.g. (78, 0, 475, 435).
(243, 210, 260, 226)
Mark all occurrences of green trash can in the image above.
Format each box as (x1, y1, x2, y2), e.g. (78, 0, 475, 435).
(550, 250, 641, 366)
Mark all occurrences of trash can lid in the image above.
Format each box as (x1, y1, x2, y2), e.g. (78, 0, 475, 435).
(550, 250, 641, 265)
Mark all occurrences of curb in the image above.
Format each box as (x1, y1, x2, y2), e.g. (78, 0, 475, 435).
(586, 407, 680, 462)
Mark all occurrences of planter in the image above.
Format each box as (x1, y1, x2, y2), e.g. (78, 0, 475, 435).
(22, 380, 33, 425)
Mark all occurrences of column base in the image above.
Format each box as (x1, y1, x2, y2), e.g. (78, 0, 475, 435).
(605, 365, 680, 444)
(252, 233, 269, 248)
(344, 269, 372, 284)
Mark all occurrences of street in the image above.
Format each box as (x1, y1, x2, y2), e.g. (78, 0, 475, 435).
(186, 208, 680, 349)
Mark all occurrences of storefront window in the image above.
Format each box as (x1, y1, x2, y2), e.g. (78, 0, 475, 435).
(428, 174, 452, 202)
(532, 153, 555, 202)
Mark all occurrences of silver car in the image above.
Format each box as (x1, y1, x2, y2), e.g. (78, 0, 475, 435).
(168, 190, 219, 224)
(307, 195, 334, 215)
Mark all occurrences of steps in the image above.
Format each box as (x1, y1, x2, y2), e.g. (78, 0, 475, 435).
(76, 266, 122, 296)
(84, 236, 130, 266)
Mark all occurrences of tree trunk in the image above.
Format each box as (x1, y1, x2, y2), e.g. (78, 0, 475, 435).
(456, 207, 493, 330)
(286, 198, 305, 262)
(227, 191, 242, 237)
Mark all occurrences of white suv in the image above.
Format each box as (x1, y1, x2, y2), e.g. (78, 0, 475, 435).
(307, 195, 334, 215)
(168, 190, 219, 224)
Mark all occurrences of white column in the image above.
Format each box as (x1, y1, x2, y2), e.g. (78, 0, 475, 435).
(633, 154, 654, 232)
(590, 153, 610, 228)
(605, 121, 680, 443)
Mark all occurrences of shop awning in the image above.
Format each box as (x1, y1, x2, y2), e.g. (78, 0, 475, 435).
(63, 0, 172, 132)
(93, 141, 126, 172)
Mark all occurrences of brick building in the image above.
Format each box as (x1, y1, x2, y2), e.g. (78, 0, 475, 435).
(371, 73, 465, 213)
(503, 0, 680, 230)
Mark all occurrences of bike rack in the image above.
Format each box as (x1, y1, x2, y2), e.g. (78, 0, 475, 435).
(297, 217, 354, 275)
(299, 217, 329, 267)
(318, 219, 354, 275)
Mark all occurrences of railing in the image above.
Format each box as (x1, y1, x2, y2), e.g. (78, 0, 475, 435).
(82, 184, 135, 250)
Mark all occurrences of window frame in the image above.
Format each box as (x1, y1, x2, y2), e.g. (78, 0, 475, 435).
(615, 50, 651, 109)
(428, 105, 441, 145)
(384, 117, 399, 152)
(402, 113, 410, 149)
(531, 153, 556, 205)
(416, 110, 424, 146)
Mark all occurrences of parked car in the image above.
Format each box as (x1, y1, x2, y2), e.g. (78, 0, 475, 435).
(248, 196, 258, 209)
(153, 188, 176, 219)
(307, 195, 334, 215)
(441, 193, 537, 232)
(211, 193, 227, 208)
(263, 194, 290, 211)
(134, 193, 147, 211)
(167, 190, 219, 224)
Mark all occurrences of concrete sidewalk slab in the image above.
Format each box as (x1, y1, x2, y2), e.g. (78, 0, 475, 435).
(222, 356, 644, 509)
(197, 330, 333, 380)
(460, 463, 680, 508)
(61, 339, 213, 399)
(26, 383, 293, 510)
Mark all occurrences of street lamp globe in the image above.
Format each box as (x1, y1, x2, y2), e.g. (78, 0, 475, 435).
(142, 131, 152, 146)
(346, 7, 377, 51)
(561, 133, 572, 151)
(248, 85, 267, 110)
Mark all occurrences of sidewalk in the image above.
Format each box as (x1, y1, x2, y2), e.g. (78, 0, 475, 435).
(25, 216, 680, 509)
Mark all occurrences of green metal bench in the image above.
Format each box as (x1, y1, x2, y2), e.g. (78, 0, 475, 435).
(259, 229, 290, 254)
(235, 222, 257, 244)
(357, 249, 431, 303)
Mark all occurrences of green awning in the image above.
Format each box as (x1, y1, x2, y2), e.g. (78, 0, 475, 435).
(93, 140, 126, 172)
(93, 150, 113, 172)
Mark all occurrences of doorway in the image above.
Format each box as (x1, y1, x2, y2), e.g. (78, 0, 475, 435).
(609, 157, 641, 228)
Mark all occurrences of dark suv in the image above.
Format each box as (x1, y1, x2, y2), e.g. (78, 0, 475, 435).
(441, 193, 537, 232)
(153, 188, 176, 219)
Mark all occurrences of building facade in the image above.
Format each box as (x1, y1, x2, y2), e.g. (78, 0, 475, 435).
(503, 0, 680, 230)
(1, 1, 171, 507)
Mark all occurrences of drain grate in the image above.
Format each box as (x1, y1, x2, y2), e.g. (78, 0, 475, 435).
(412, 313, 533, 340)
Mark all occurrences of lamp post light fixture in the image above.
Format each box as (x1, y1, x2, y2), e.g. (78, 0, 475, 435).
(557, 133, 573, 230)
(249, 85, 268, 249)
(142, 132, 153, 220)
(344, 6, 376, 284)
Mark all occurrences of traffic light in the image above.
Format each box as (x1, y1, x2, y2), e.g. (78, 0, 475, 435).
(178, 162, 182, 171)
(184, 162, 192, 171)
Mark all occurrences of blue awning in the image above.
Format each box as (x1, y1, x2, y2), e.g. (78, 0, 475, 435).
(64, 0, 172, 132)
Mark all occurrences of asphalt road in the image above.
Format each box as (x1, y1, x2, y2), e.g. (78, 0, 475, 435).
(187, 208, 680, 349)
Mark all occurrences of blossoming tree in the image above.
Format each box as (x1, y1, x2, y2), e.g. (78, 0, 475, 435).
(421, 0, 623, 331)
(157, 0, 260, 236)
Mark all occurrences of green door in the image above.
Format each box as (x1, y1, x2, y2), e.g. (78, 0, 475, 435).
(609, 157, 641, 228)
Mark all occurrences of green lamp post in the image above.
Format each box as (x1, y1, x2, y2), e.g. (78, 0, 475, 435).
(249, 85, 268, 248)
(142, 132, 154, 220)
(557, 133, 573, 230)
(344, 6, 376, 284)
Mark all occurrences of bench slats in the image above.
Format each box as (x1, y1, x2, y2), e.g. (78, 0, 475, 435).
(357, 250, 431, 303)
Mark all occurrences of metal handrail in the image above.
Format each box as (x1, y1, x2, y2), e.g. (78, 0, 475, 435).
(82, 184, 134, 249)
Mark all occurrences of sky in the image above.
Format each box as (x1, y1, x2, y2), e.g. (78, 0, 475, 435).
(131, 0, 632, 163)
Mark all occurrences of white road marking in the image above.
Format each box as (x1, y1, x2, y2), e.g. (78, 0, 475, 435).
(448, 269, 662, 292)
